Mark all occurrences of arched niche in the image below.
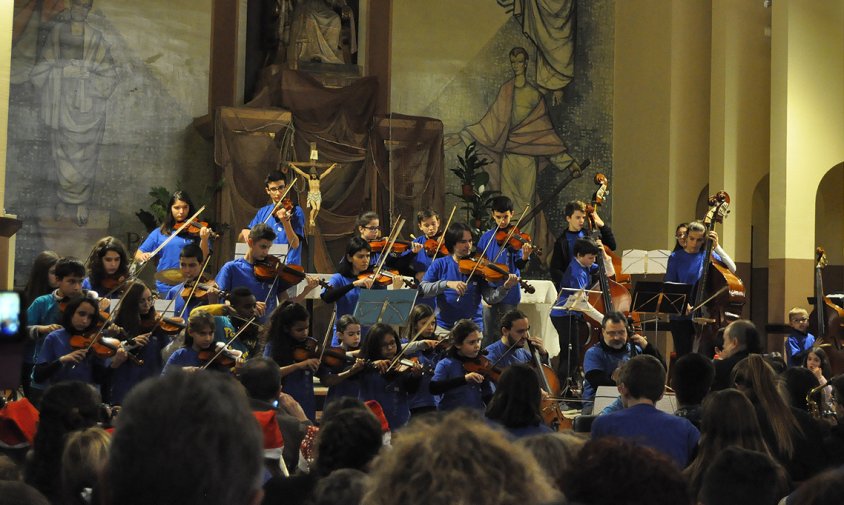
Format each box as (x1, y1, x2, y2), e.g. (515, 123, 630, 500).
(695, 185, 710, 222)
(815, 162, 844, 294)
(750, 174, 769, 329)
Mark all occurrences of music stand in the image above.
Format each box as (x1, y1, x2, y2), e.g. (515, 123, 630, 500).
(630, 281, 692, 352)
(354, 289, 418, 327)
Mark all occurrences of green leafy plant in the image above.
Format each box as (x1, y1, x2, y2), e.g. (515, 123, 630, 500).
(449, 142, 499, 234)
(135, 180, 228, 234)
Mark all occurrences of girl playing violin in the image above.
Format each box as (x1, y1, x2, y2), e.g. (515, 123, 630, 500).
(190, 287, 261, 359)
(485, 363, 553, 439)
(318, 314, 367, 406)
(239, 171, 305, 266)
(135, 191, 213, 295)
(321, 237, 388, 344)
(109, 281, 169, 404)
(162, 311, 218, 373)
(429, 319, 494, 412)
(411, 208, 441, 308)
(83, 236, 129, 298)
(164, 244, 219, 318)
(403, 304, 442, 416)
(24, 250, 60, 305)
(263, 302, 319, 422)
(32, 295, 109, 389)
(356, 211, 421, 274)
(357, 323, 422, 430)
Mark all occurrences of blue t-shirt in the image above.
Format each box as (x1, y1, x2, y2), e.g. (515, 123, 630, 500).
(551, 259, 598, 318)
(591, 403, 700, 468)
(110, 335, 167, 405)
(165, 282, 205, 319)
(38, 328, 107, 385)
(478, 228, 522, 306)
(26, 292, 62, 364)
(358, 369, 412, 430)
(483, 339, 532, 368)
(247, 204, 306, 266)
(786, 332, 816, 367)
(138, 229, 202, 294)
(582, 343, 642, 401)
(422, 256, 486, 330)
(216, 258, 280, 324)
(432, 355, 493, 412)
(404, 346, 440, 410)
(323, 273, 359, 342)
(162, 347, 202, 373)
(411, 235, 437, 308)
(664, 249, 722, 287)
(263, 342, 317, 422)
(322, 368, 362, 406)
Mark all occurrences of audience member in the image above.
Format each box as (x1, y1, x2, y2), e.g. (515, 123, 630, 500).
(485, 364, 553, 438)
(782, 367, 820, 412)
(104, 370, 264, 505)
(822, 374, 844, 467)
(789, 467, 844, 505)
(562, 437, 690, 505)
(712, 320, 763, 391)
(0, 455, 21, 481)
(698, 447, 786, 505)
(0, 481, 50, 505)
(591, 355, 699, 467)
(670, 352, 715, 429)
(24, 382, 100, 503)
(517, 432, 587, 493)
(311, 469, 369, 505)
(61, 427, 111, 505)
(362, 410, 558, 505)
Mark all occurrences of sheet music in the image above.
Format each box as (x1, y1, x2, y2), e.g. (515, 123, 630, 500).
(621, 249, 671, 275)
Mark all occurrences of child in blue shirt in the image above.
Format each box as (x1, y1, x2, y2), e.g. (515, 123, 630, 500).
(263, 302, 319, 422)
(165, 243, 221, 319)
(355, 211, 420, 274)
(477, 196, 533, 347)
(135, 191, 213, 295)
(33, 295, 109, 388)
(411, 208, 443, 308)
(357, 323, 422, 431)
(239, 171, 305, 266)
(785, 307, 815, 367)
(430, 319, 494, 411)
(217, 223, 284, 324)
(403, 304, 443, 416)
(549, 200, 617, 287)
(163, 311, 217, 374)
(82, 236, 130, 298)
(319, 314, 366, 406)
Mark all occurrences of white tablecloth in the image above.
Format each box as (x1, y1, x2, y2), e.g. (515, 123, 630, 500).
(517, 280, 560, 358)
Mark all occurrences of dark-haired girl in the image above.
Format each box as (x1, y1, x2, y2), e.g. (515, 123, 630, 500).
(403, 304, 442, 416)
(162, 311, 217, 373)
(264, 302, 319, 422)
(430, 319, 494, 411)
(135, 191, 212, 294)
(357, 323, 421, 430)
(24, 250, 60, 304)
(83, 236, 129, 298)
(485, 363, 553, 438)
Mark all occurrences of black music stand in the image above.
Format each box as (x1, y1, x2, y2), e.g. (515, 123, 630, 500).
(631, 281, 692, 351)
(354, 289, 418, 327)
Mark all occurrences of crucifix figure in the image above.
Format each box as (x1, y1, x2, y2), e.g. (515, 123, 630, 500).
(288, 142, 338, 229)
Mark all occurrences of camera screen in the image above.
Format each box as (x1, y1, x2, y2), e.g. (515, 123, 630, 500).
(0, 291, 22, 340)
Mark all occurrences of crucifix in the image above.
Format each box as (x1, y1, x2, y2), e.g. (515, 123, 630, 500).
(287, 142, 339, 230)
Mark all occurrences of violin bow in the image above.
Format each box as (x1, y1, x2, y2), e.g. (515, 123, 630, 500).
(456, 225, 499, 302)
(129, 205, 207, 280)
(143, 289, 182, 338)
(262, 177, 299, 224)
(370, 217, 405, 284)
(433, 205, 457, 256)
(178, 254, 214, 319)
(317, 310, 337, 363)
(386, 314, 436, 372)
(490, 205, 530, 264)
(71, 286, 133, 369)
(198, 317, 257, 371)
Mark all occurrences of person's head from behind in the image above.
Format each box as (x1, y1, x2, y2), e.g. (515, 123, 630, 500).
(562, 437, 689, 505)
(61, 427, 111, 505)
(699, 389, 770, 455)
(830, 374, 844, 421)
(485, 363, 543, 428)
(788, 307, 810, 334)
(54, 257, 86, 297)
(782, 366, 820, 411)
(311, 469, 369, 505)
(490, 196, 515, 229)
(239, 357, 281, 403)
(617, 354, 665, 407)
(698, 447, 783, 505)
(516, 432, 586, 493)
(363, 410, 558, 505)
(314, 407, 382, 477)
(573, 238, 601, 268)
(789, 468, 844, 505)
(0, 481, 50, 505)
(723, 319, 763, 355)
(104, 370, 263, 505)
(670, 352, 715, 407)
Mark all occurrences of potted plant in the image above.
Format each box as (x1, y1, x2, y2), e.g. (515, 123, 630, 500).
(451, 142, 492, 197)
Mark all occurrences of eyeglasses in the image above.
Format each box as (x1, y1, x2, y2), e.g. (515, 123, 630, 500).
(363, 226, 380, 231)
(266, 185, 285, 193)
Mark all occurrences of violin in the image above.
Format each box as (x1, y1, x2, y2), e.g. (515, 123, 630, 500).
(139, 309, 186, 336)
(462, 355, 502, 383)
(198, 342, 242, 369)
(383, 357, 425, 380)
(423, 234, 449, 257)
(175, 219, 220, 240)
(368, 239, 414, 254)
(456, 254, 535, 294)
(100, 273, 128, 292)
(181, 277, 227, 301)
(357, 269, 418, 289)
(253, 255, 330, 289)
(69, 323, 143, 365)
(280, 197, 294, 213)
(291, 337, 320, 363)
(494, 226, 541, 256)
(320, 346, 360, 370)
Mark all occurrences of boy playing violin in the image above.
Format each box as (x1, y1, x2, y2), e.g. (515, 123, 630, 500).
(419, 222, 518, 338)
(190, 287, 262, 359)
(217, 224, 280, 323)
(240, 171, 305, 266)
(165, 244, 220, 319)
(162, 311, 223, 373)
(411, 208, 441, 308)
(477, 196, 533, 347)
(356, 211, 421, 275)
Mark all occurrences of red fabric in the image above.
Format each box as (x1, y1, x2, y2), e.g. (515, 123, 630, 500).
(253, 410, 284, 450)
(0, 398, 40, 447)
(364, 400, 390, 433)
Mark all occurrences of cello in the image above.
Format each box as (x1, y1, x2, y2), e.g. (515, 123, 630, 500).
(808, 247, 844, 375)
(690, 192, 745, 357)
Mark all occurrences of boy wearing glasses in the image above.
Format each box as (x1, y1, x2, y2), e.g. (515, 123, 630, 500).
(240, 171, 305, 266)
(785, 307, 815, 367)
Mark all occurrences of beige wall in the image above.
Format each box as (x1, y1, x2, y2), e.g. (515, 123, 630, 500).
(1, 1, 13, 288)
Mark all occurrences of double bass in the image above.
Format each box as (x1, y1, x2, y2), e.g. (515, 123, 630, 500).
(691, 192, 745, 357)
(808, 247, 844, 375)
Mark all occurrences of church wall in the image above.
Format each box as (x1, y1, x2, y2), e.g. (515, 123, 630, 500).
(390, 0, 614, 264)
(5, 0, 213, 287)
